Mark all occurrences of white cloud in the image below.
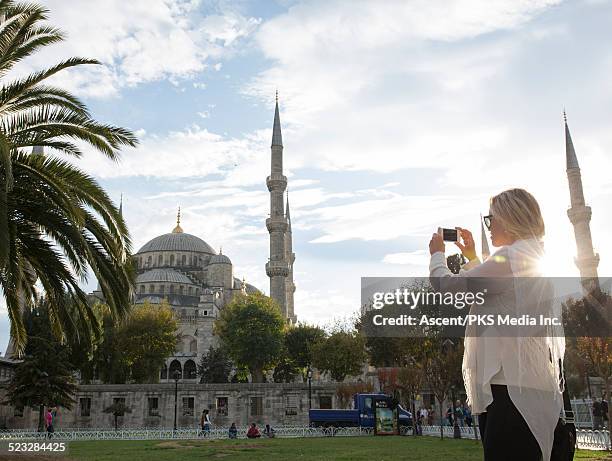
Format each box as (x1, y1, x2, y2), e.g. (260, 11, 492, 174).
(382, 250, 430, 266)
(11, 0, 260, 98)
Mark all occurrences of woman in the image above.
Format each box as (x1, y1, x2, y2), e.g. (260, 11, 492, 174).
(429, 188, 564, 461)
(200, 409, 212, 436)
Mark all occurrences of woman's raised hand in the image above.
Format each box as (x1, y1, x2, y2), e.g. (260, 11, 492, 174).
(429, 232, 445, 255)
(455, 228, 477, 261)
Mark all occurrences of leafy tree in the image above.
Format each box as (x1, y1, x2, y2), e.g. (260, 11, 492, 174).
(425, 338, 464, 439)
(215, 293, 285, 383)
(311, 330, 367, 382)
(4, 305, 77, 431)
(198, 346, 233, 383)
(272, 349, 299, 383)
(103, 400, 132, 431)
(94, 301, 178, 383)
(284, 323, 326, 380)
(0, 1, 138, 353)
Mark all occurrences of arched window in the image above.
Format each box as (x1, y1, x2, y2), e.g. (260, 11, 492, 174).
(158, 254, 163, 266)
(160, 285, 165, 294)
(140, 285, 145, 294)
(149, 284, 155, 293)
(189, 339, 197, 353)
(160, 363, 168, 380)
(170, 254, 175, 265)
(183, 360, 196, 379)
(179, 285, 184, 295)
(181, 255, 186, 266)
(169, 285, 174, 294)
(188, 286, 192, 295)
(169, 360, 182, 380)
(147, 255, 152, 267)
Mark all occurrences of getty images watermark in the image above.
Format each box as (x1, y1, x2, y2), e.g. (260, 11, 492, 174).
(360, 277, 611, 338)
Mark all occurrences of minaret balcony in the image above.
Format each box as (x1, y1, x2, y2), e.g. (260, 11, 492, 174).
(266, 217, 288, 232)
(266, 261, 289, 277)
(567, 206, 592, 224)
(266, 174, 287, 192)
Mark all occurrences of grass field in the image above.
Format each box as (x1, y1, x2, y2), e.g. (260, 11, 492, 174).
(56, 437, 611, 461)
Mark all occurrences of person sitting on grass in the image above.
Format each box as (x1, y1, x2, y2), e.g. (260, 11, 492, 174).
(264, 424, 275, 438)
(228, 422, 238, 439)
(247, 422, 261, 438)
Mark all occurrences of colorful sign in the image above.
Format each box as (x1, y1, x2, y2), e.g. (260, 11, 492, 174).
(374, 399, 398, 435)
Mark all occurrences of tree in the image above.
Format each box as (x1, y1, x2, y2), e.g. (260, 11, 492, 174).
(284, 323, 326, 380)
(0, 1, 138, 353)
(563, 291, 612, 441)
(272, 349, 299, 383)
(425, 338, 464, 439)
(198, 346, 233, 383)
(103, 400, 132, 431)
(215, 293, 285, 383)
(311, 330, 367, 382)
(4, 305, 77, 431)
(94, 301, 178, 383)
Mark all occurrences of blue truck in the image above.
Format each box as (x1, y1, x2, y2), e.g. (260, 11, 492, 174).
(309, 393, 413, 429)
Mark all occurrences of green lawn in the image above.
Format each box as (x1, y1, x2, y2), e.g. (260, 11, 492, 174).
(62, 437, 612, 461)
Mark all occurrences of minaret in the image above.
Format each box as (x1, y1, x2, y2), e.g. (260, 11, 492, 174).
(265, 93, 289, 318)
(285, 194, 297, 323)
(564, 112, 599, 292)
(480, 214, 490, 260)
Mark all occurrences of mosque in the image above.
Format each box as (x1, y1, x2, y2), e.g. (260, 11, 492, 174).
(88, 97, 298, 383)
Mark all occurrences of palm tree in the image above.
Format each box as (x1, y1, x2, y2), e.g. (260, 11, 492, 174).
(0, 1, 138, 352)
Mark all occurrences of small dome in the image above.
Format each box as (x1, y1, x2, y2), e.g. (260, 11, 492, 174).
(210, 253, 231, 264)
(136, 268, 195, 285)
(137, 232, 215, 254)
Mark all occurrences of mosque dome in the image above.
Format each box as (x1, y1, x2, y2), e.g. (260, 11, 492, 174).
(137, 232, 215, 254)
(136, 207, 215, 255)
(209, 252, 231, 264)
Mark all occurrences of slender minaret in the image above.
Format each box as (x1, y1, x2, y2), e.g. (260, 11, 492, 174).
(265, 93, 289, 318)
(285, 194, 297, 323)
(564, 112, 599, 292)
(480, 214, 490, 260)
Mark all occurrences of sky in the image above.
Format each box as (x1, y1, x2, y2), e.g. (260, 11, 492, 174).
(2, 0, 612, 353)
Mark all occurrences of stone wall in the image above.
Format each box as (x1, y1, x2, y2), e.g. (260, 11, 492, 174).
(0, 382, 338, 430)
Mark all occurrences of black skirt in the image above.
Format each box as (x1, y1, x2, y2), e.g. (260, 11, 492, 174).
(478, 385, 542, 461)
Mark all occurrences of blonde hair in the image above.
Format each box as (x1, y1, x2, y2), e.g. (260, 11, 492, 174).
(489, 188, 545, 240)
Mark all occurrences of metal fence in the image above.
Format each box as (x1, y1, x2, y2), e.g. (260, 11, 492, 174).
(0, 425, 609, 451)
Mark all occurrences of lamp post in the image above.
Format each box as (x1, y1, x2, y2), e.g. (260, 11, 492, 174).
(307, 368, 313, 409)
(173, 370, 181, 433)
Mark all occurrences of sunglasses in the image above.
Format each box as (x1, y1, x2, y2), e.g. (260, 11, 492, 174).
(483, 214, 493, 230)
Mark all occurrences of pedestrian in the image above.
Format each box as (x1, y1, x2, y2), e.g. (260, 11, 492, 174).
(264, 424, 275, 438)
(200, 409, 212, 436)
(446, 406, 453, 426)
(247, 422, 261, 438)
(455, 400, 464, 427)
(45, 407, 54, 438)
(228, 422, 238, 439)
(592, 398, 603, 430)
(465, 406, 473, 428)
